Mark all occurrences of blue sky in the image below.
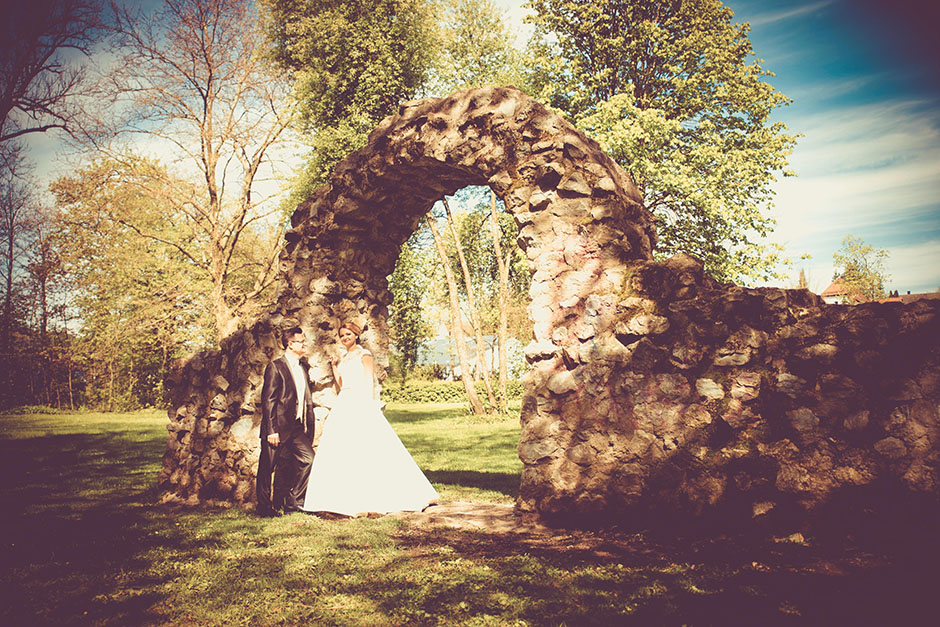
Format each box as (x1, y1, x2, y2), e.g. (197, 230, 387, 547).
(27, 0, 940, 294)
(498, 0, 940, 293)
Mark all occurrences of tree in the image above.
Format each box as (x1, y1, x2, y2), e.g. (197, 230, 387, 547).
(488, 190, 511, 414)
(259, 0, 439, 188)
(432, 0, 523, 93)
(0, 0, 103, 145)
(387, 233, 432, 386)
(833, 235, 889, 303)
(524, 0, 798, 283)
(21, 211, 75, 409)
(52, 157, 215, 408)
(425, 210, 485, 415)
(98, 0, 296, 340)
(0, 145, 32, 359)
(0, 147, 78, 409)
(442, 196, 498, 408)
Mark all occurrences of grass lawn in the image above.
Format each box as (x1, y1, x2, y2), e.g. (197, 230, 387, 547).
(0, 404, 935, 625)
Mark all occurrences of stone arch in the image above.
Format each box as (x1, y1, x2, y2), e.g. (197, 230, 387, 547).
(162, 86, 940, 528)
(278, 85, 654, 355)
(161, 85, 655, 506)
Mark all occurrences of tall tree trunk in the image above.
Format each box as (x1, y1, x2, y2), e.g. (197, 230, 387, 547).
(67, 349, 74, 410)
(1, 222, 13, 356)
(108, 356, 115, 412)
(60, 300, 74, 410)
(442, 198, 497, 410)
(489, 191, 510, 415)
(426, 211, 484, 415)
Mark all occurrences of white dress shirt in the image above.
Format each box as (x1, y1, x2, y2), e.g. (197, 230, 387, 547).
(284, 352, 307, 424)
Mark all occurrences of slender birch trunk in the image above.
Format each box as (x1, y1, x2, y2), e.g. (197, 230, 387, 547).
(442, 198, 497, 410)
(489, 191, 510, 415)
(425, 211, 484, 415)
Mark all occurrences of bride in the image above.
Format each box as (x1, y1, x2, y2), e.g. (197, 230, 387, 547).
(301, 321, 439, 516)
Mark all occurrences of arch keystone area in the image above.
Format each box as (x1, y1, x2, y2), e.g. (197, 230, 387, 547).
(163, 86, 940, 528)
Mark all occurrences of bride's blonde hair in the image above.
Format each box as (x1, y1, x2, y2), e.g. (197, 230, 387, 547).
(340, 321, 362, 340)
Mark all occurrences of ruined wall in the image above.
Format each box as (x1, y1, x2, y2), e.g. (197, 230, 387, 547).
(161, 86, 940, 528)
(518, 253, 940, 527)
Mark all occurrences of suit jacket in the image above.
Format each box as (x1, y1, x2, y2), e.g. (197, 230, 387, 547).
(260, 355, 315, 440)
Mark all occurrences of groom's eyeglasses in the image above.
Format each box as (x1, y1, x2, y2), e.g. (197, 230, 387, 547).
(289, 339, 306, 346)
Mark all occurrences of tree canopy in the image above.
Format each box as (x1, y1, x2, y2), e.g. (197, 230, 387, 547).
(260, 0, 438, 132)
(524, 0, 798, 283)
(833, 234, 889, 302)
(0, 0, 102, 145)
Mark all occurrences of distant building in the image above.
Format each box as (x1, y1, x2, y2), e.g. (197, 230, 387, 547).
(415, 331, 525, 380)
(819, 279, 940, 305)
(819, 278, 864, 304)
(878, 290, 940, 304)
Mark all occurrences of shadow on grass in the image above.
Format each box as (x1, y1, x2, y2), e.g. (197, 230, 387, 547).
(424, 470, 520, 499)
(0, 432, 212, 625)
(381, 519, 938, 626)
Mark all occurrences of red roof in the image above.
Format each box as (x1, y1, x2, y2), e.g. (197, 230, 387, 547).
(820, 278, 864, 303)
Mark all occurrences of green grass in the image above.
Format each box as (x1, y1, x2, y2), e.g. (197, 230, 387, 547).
(386, 403, 523, 504)
(0, 405, 935, 625)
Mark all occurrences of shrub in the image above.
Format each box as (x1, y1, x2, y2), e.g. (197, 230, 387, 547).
(382, 380, 523, 403)
(3, 405, 62, 415)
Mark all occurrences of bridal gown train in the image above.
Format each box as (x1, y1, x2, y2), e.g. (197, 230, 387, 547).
(301, 345, 439, 516)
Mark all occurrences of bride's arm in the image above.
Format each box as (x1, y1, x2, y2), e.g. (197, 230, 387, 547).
(331, 355, 342, 392)
(361, 352, 375, 399)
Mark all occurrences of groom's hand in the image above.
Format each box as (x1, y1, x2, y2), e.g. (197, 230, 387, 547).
(267, 433, 280, 447)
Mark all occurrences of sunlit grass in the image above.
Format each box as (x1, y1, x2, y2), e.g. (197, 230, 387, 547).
(0, 405, 932, 625)
(387, 402, 522, 503)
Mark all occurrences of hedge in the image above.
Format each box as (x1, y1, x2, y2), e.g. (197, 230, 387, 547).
(381, 380, 524, 404)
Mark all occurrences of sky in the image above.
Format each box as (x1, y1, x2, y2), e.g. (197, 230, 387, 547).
(22, 0, 940, 295)
(496, 0, 940, 294)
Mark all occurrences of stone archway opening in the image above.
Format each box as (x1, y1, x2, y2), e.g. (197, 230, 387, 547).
(162, 84, 654, 507)
(163, 86, 940, 530)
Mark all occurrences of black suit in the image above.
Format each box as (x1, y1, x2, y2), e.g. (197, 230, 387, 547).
(256, 355, 315, 515)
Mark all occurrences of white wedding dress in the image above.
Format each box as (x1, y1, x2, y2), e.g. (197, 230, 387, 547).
(301, 345, 439, 516)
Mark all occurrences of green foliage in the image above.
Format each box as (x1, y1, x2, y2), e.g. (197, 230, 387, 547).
(277, 114, 375, 210)
(431, 0, 524, 93)
(833, 234, 890, 302)
(382, 380, 524, 403)
(260, 0, 440, 198)
(388, 233, 434, 385)
(260, 0, 438, 132)
(524, 0, 799, 283)
(50, 157, 215, 409)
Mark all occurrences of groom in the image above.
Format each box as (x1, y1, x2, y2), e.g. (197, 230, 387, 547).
(256, 326, 315, 517)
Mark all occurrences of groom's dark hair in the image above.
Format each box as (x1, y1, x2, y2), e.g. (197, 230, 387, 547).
(282, 326, 304, 349)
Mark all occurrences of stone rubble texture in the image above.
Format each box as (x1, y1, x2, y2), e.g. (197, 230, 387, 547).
(161, 86, 940, 527)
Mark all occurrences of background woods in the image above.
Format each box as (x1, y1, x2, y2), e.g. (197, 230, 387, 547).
(1, 0, 799, 411)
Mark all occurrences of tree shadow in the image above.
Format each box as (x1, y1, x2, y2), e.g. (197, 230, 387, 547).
(0, 433, 219, 625)
(384, 517, 938, 625)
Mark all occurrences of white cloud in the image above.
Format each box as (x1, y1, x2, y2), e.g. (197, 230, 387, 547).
(761, 97, 940, 290)
(746, 0, 835, 27)
(887, 239, 940, 293)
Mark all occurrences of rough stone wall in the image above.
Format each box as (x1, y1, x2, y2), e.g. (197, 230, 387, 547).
(161, 86, 940, 528)
(518, 253, 940, 527)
